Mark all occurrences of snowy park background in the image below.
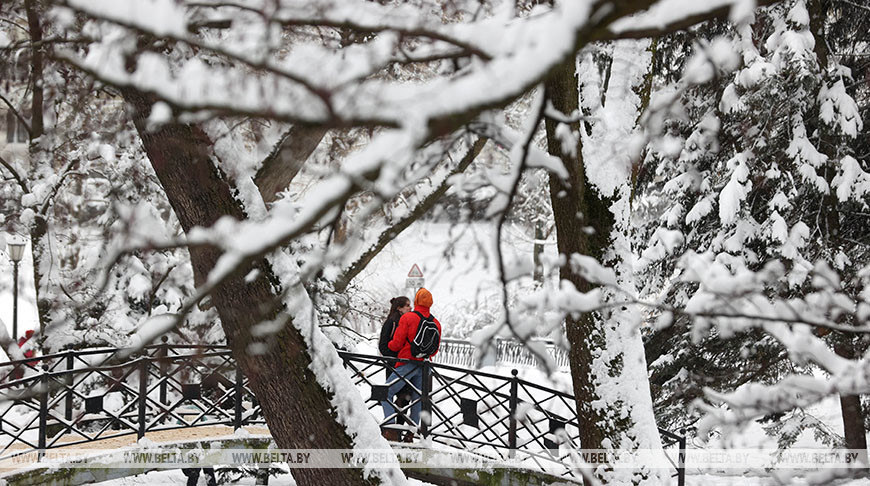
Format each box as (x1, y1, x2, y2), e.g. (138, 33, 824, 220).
(2, 0, 869, 485)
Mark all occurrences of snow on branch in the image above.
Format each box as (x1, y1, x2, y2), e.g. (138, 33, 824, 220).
(606, 0, 782, 40)
(51, 0, 743, 143)
(330, 135, 489, 293)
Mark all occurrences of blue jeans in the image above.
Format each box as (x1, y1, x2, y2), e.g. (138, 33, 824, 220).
(381, 363, 422, 427)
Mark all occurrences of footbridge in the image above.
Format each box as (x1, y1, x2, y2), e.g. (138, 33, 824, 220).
(0, 341, 685, 485)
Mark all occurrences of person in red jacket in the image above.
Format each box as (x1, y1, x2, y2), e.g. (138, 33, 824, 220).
(10, 330, 38, 381)
(380, 288, 441, 441)
(18, 330, 38, 364)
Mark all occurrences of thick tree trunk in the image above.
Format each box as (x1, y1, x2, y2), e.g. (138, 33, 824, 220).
(124, 91, 376, 486)
(24, 0, 50, 336)
(840, 395, 868, 454)
(835, 340, 869, 462)
(544, 58, 617, 456)
(24, 0, 44, 139)
(545, 50, 663, 484)
(28, 219, 49, 334)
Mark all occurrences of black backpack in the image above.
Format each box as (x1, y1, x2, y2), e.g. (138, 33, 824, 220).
(408, 311, 440, 359)
(378, 316, 400, 358)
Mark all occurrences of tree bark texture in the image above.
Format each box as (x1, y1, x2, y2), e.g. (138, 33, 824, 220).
(124, 91, 375, 486)
(254, 126, 328, 204)
(835, 339, 869, 460)
(24, 0, 44, 139)
(544, 58, 619, 456)
(24, 0, 50, 334)
(840, 394, 869, 457)
(544, 51, 669, 485)
(533, 220, 545, 283)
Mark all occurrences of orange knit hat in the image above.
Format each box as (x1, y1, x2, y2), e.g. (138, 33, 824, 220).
(415, 288, 433, 308)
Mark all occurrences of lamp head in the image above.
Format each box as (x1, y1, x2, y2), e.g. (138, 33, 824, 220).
(6, 240, 25, 263)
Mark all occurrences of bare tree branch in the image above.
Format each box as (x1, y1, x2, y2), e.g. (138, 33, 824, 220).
(0, 91, 32, 139)
(331, 136, 489, 292)
(0, 153, 29, 193)
(37, 159, 81, 216)
(254, 126, 329, 204)
(0, 17, 28, 34)
(187, 0, 494, 60)
(490, 89, 553, 372)
(604, 0, 782, 40)
(52, 52, 396, 130)
(53, 0, 745, 141)
(54, 0, 341, 116)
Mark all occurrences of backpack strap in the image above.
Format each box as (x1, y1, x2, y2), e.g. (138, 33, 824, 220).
(412, 310, 437, 323)
(406, 311, 426, 348)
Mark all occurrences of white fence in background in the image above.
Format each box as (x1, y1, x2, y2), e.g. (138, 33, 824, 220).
(433, 338, 570, 371)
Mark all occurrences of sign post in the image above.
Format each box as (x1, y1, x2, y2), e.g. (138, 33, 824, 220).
(405, 264, 425, 293)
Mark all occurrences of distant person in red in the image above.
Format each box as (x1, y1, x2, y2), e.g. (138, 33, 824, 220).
(18, 330, 38, 364)
(10, 330, 38, 380)
(380, 288, 442, 442)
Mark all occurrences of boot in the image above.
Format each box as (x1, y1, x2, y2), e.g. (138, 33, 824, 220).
(381, 428, 400, 442)
(402, 431, 415, 443)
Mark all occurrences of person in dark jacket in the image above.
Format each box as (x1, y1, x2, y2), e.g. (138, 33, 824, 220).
(380, 288, 441, 442)
(379, 296, 411, 361)
(379, 296, 412, 435)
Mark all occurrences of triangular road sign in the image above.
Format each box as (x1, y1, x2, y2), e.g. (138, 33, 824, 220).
(407, 264, 424, 278)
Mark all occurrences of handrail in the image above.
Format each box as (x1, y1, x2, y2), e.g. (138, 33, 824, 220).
(0, 343, 685, 485)
(1, 337, 566, 370)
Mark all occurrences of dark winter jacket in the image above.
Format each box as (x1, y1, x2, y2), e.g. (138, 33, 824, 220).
(379, 314, 401, 358)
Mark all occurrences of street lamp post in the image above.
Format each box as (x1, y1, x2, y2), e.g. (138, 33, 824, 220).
(5, 240, 26, 341)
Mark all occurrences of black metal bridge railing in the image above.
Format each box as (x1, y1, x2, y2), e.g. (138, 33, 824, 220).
(0, 341, 685, 485)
